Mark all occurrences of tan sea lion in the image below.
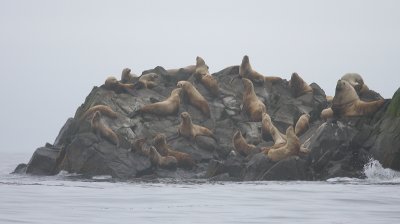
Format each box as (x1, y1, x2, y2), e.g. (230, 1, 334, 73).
(239, 55, 282, 84)
(289, 73, 313, 97)
(295, 113, 310, 136)
(138, 88, 182, 116)
(91, 111, 119, 146)
(232, 130, 260, 157)
(177, 81, 211, 118)
(104, 76, 135, 93)
(266, 126, 300, 162)
(194, 56, 219, 96)
(121, 68, 137, 84)
(178, 112, 215, 141)
(80, 105, 118, 121)
(242, 78, 267, 121)
(137, 73, 158, 89)
(261, 112, 286, 146)
(332, 80, 384, 117)
(153, 133, 196, 169)
(341, 73, 369, 95)
(148, 146, 177, 169)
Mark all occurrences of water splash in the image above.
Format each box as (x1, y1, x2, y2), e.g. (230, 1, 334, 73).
(363, 159, 400, 182)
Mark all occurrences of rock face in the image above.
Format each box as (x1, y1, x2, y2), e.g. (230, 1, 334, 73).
(17, 65, 399, 181)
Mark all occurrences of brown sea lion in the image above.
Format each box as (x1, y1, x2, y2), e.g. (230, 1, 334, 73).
(148, 146, 177, 170)
(261, 112, 286, 146)
(178, 112, 215, 141)
(91, 111, 119, 146)
(166, 65, 196, 80)
(194, 56, 219, 96)
(131, 137, 149, 155)
(177, 81, 211, 118)
(341, 73, 369, 95)
(153, 133, 196, 169)
(331, 80, 384, 117)
(326, 96, 334, 104)
(289, 72, 313, 97)
(242, 78, 267, 121)
(121, 68, 137, 84)
(266, 126, 300, 162)
(138, 88, 182, 116)
(232, 130, 260, 157)
(239, 55, 282, 84)
(295, 113, 310, 136)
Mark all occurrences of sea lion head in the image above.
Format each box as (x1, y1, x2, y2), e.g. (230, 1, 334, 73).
(153, 133, 167, 145)
(180, 112, 190, 120)
(105, 76, 118, 87)
(333, 79, 359, 105)
(290, 72, 304, 88)
(177, 81, 189, 88)
(341, 73, 364, 93)
(171, 88, 182, 96)
(92, 111, 101, 122)
(233, 130, 242, 140)
(196, 56, 207, 67)
(122, 68, 131, 75)
(239, 55, 251, 77)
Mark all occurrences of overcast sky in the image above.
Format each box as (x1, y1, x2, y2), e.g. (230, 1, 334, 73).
(0, 0, 399, 154)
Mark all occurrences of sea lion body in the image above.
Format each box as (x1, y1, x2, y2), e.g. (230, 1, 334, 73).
(267, 126, 300, 162)
(242, 78, 267, 121)
(332, 80, 384, 117)
(232, 130, 259, 156)
(153, 134, 196, 169)
(178, 112, 214, 140)
(138, 73, 158, 89)
(239, 55, 282, 84)
(177, 81, 211, 117)
(289, 73, 313, 97)
(321, 108, 334, 121)
(104, 76, 135, 93)
(149, 146, 177, 169)
(91, 111, 119, 146)
(80, 105, 118, 121)
(295, 113, 310, 136)
(139, 88, 182, 116)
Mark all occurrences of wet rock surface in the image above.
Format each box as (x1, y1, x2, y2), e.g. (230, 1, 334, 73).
(17, 65, 399, 181)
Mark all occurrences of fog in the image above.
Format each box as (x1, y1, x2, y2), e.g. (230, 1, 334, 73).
(0, 0, 399, 153)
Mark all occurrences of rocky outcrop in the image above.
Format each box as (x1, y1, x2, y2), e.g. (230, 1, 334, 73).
(16, 64, 399, 181)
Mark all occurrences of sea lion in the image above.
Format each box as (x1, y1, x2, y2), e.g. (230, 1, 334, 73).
(80, 105, 118, 121)
(131, 138, 149, 155)
(178, 112, 215, 141)
(121, 68, 137, 84)
(166, 65, 196, 81)
(341, 73, 369, 95)
(194, 56, 219, 96)
(232, 130, 260, 157)
(295, 113, 310, 136)
(239, 55, 282, 84)
(148, 146, 177, 170)
(261, 112, 286, 146)
(91, 111, 119, 146)
(331, 79, 384, 117)
(266, 126, 300, 162)
(104, 76, 135, 94)
(137, 73, 158, 89)
(177, 81, 211, 117)
(242, 78, 267, 121)
(138, 88, 182, 116)
(289, 72, 313, 97)
(153, 133, 196, 169)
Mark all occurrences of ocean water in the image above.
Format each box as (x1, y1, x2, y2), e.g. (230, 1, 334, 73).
(1, 152, 400, 224)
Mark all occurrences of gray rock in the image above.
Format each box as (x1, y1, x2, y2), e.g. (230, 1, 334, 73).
(26, 147, 60, 175)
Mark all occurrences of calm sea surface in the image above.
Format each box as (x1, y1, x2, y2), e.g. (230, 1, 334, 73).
(1, 152, 400, 224)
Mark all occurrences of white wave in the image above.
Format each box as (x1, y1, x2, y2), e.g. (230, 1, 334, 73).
(363, 159, 400, 182)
